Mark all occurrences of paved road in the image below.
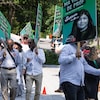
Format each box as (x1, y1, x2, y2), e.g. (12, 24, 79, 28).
(0, 65, 100, 100)
(0, 65, 65, 100)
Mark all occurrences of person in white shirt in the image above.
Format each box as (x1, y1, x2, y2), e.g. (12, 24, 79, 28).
(0, 39, 21, 100)
(13, 42, 24, 96)
(54, 42, 64, 93)
(58, 42, 100, 100)
(23, 39, 46, 100)
(20, 34, 29, 90)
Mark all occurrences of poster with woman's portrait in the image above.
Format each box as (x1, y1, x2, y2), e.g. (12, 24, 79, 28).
(53, 5, 63, 37)
(62, 0, 97, 44)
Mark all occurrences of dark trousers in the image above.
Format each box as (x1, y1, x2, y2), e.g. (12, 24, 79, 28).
(58, 72, 63, 90)
(61, 82, 85, 100)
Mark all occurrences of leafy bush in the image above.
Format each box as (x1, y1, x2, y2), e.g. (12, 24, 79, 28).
(44, 50, 59, 65)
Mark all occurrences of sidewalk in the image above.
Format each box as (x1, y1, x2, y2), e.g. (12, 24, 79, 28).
(0, 65, 65, 100)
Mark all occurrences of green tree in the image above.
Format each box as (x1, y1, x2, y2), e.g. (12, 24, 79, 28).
(0, 0, 23, 34)
(97, 0, 100, 36)
(0, 0, 62, 36)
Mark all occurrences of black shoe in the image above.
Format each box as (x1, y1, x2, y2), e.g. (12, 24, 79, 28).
(54, 89, 63, 93)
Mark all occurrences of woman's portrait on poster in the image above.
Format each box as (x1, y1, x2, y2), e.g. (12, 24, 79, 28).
(66, 9, 96, 43)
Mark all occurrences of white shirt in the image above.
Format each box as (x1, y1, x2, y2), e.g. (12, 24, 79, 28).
(0, 49, 20, 68)
(23, 48, 46, 76)
(59, 44, 100, 86)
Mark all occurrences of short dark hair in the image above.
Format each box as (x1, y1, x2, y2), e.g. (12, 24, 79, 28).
(14, 42, 22, 48)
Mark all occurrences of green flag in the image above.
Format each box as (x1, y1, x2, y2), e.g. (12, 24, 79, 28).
(53, 5, 63, 37)
(34, 3, 42, 44)
(20, 22, 34, 39)
(0, 11, 11, 40)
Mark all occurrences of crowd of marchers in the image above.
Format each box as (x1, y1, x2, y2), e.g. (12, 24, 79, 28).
(0, 34, 46, 100)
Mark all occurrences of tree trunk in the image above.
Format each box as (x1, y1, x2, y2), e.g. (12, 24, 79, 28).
(8, 6, 15, 26)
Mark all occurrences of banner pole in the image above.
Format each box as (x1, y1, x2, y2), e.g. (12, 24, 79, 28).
(77, 42, 80, 59)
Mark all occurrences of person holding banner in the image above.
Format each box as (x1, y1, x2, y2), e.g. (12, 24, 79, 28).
(58, 42, 100, 100)
(0, 39, 21, 100)
(21, 34, 30, 90)
(22, 39, 46, 100)
(69, 9, 96, 42)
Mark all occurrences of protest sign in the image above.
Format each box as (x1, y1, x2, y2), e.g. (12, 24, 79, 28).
(0, 11, 11, 40)
(53, 5, 63, 37)
(20, 22, 34, 39)
(62, 0, 97, 44)
(34, 3, 42, 44)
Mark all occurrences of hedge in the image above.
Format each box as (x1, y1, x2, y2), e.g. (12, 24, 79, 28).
(44, 50, 59, 65)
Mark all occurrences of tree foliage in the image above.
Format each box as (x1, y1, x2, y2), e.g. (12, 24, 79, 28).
(0, 0, 100, 37)
(97, 0, 100, 36)
(0, 0, 62, 36)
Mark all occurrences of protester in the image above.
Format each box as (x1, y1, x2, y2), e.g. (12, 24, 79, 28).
(23, 39, 46, 100)
(68, 9, 96, 42)
(83, 46, 100, 100)
(58, 42, 100, 100)
(0, 41, 4, 96)
(54, 42, 64, 93)
(0, 39, 20, 100)
(54, 71, 63, 93)
(13, 42, 24, 96)
(0, 42, 4, 65)
(21, 34, 29, 52)
(21, 34, 29, 44)
(21, 34, 30, 90)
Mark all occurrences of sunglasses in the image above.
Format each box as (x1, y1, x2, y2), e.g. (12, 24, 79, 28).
(23, 37, 28, 40)
(28, 41, 32, 44)
(15, 47, 19, 50)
